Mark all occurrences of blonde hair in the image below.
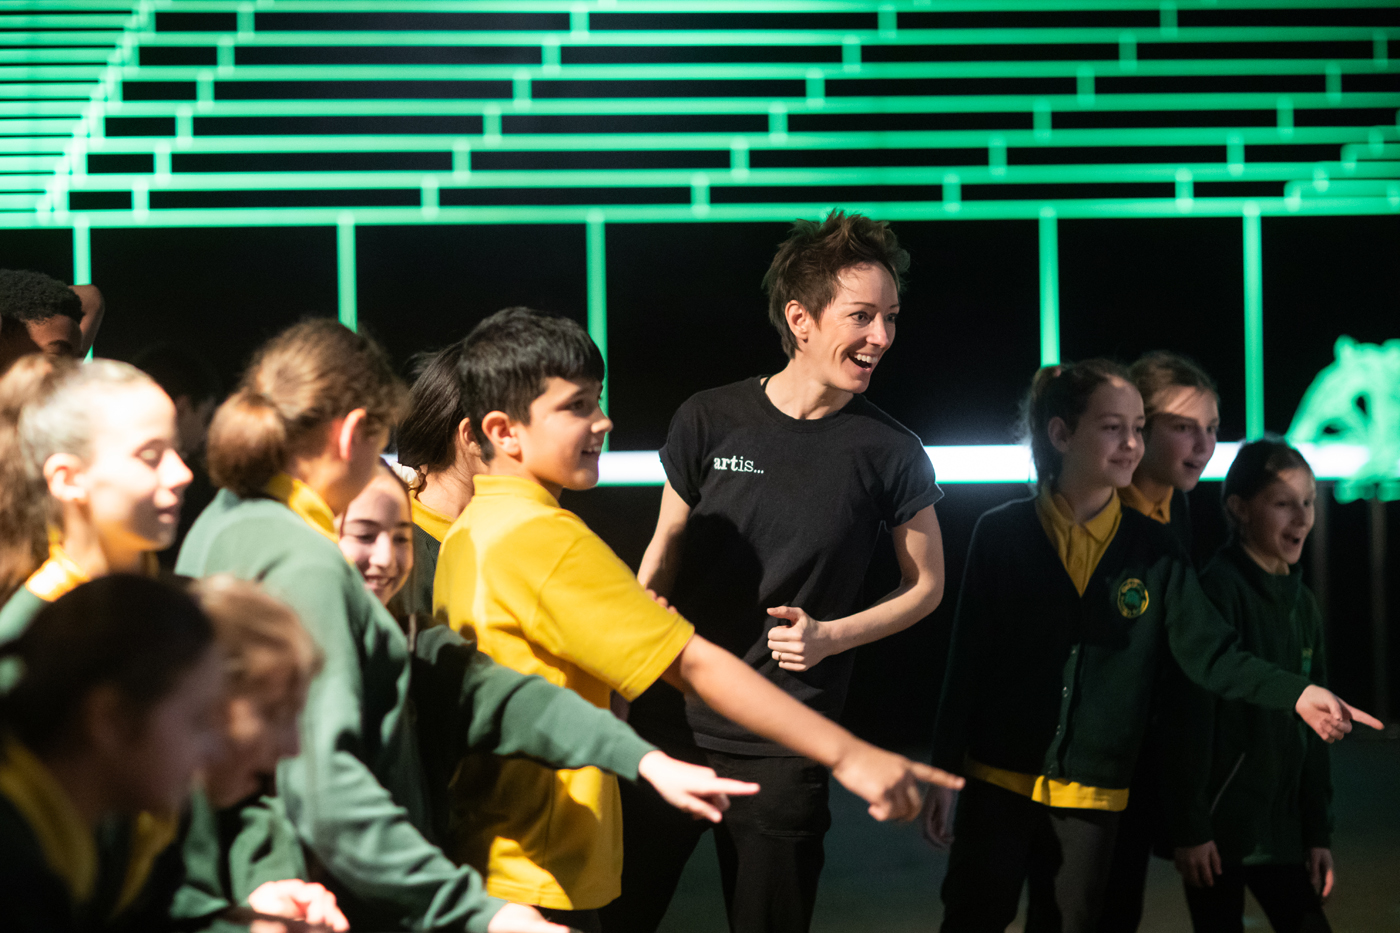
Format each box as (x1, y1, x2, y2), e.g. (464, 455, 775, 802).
(0, 356, 157, 600)
(190, 575, 321, 700)
(208, 319, 407, 496)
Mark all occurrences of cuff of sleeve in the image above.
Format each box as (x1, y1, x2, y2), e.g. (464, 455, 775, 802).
(1268, 673, 1315, 712)
(464, 896, 512, 933)
(597, 728, 658, 783)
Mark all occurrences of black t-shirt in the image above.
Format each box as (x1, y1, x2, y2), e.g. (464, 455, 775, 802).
(627, 377, 943, 755)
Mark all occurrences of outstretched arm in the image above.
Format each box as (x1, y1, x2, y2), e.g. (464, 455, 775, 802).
(664, 634, 963, 821)
(767, 504, 944, 671)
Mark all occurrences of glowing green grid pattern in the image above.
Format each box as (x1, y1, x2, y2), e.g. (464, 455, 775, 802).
(3, 0, 1398, 473)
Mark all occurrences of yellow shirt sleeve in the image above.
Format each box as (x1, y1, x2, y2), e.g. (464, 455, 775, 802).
(528, 525, 695, 702)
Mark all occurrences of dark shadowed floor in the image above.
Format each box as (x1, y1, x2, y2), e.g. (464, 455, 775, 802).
(656, 736, 1400, 932)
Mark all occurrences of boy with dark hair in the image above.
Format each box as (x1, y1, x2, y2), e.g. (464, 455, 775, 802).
(0, 269, 86, 372)
(604, 211, 947, 933)
(434, 306, 958, 932)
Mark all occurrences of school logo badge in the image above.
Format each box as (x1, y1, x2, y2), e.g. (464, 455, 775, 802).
(1116, 578, 1149, 619)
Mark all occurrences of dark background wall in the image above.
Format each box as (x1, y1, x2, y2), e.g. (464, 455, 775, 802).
(1, 213, 1396, 747)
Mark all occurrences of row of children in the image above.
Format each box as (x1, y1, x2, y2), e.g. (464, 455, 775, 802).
(0, 209, 1379, 933)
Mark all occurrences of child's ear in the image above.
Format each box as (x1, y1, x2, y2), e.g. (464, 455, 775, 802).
(1047, 416, 1073, 454)
(336, 408, 369, 462)
(1225, 493, 1248, 528)
(43, 452, 89, 505)
(480, 410, 519, 459)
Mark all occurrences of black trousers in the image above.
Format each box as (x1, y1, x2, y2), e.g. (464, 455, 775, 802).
(941, 779, 1122, 933)
(599, 745, 831, 933)
(1183, 864, 1331, 933)
(1094, 777, 1161, 933)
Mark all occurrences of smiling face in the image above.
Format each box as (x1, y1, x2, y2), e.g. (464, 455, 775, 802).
(1141, 386, 1220, 492)
(506, 376, 612, 497)
(1053, 377, 1146, 491)
(790, 262, 899, 395)
(80, 383, 193, 554)
(338, 470, 414, 606)
(1230, 467, 1316, 573)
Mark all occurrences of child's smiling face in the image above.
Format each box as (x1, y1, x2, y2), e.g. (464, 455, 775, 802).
(511, 376, 613, 497)
(1142, 386, 1220, 492)
(1053, 376, 1145, 491)
(1230, 467, 1316, 574)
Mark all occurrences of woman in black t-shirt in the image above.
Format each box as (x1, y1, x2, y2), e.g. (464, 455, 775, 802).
(603, 211, 946, 933)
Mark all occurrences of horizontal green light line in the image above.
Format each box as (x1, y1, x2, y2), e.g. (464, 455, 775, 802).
(6, 125, 1393, 156)
(110, 59, 1400, 80)
(136, 0, 1400, 12)
(127, 25, 1400, 45)
(69, 91, 1400, 118)
(35, 162, 1399, 190)
(6, 194, 1397, 229)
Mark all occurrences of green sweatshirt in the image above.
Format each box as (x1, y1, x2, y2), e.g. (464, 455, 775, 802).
(933, 499, 1312, 793)
(1163, 544, 1333, 865)
(175, 488, 656, 932)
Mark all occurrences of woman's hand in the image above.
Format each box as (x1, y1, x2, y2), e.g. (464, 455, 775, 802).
(247, 880, 349, 931)
(766, 606, 837, 671)
(1173, 842, 1222, 888)
(636, 750, 759, 822)
(1309, 847, 1335, 902)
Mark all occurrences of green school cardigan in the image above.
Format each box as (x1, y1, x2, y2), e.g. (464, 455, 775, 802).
(933, 496, 1312, 794)
(175, 487, 655, 933)
(1162, 543, 1333, 865)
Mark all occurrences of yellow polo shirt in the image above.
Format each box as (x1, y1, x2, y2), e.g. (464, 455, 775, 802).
(433, 474, 694, 910)
(410, 494, 454, 543)
(1119, 482, 1172, 526)
(967, 487, 1128, 812)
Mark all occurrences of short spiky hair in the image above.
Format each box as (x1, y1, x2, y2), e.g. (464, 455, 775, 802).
(762, 210, 910, 358)
(0, 269, 82, 324)
(459, 307, 605, 462)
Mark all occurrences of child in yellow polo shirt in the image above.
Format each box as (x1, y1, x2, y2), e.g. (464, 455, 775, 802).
(434, 307, 962, 930)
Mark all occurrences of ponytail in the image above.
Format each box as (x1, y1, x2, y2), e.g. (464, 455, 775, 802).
(207, 319, 407, 497)
(1022, 358, 1131, 487)
(207, 388, 290, 496)
(395, 342, 468, 491)
(0, 356, 64, 601)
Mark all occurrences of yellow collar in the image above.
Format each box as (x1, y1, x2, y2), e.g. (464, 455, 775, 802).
(1038, 488, 1122, 544)
(264, 473, 338, 544)
(410, 494, 456, 544)
(25, 543, 90, 602)
(0, 734, 96, 904)
(1119, 483, 1172, 525)
(470, 474, 560, 509)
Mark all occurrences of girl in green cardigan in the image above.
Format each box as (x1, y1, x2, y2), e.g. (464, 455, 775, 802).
(0, 575, 224, 932)
(925, 361, 1376, 933)
(177, 319, 755, 933)
(1168, 440, 1334, 932)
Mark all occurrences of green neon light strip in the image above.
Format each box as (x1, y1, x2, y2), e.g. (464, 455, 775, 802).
(586, 211, 610, 450)
(1039, 210, 1060, 366)
(7, 195, 1396, 231)
(337, 213, 357, 330)
(1242, 205, 1264, 440)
